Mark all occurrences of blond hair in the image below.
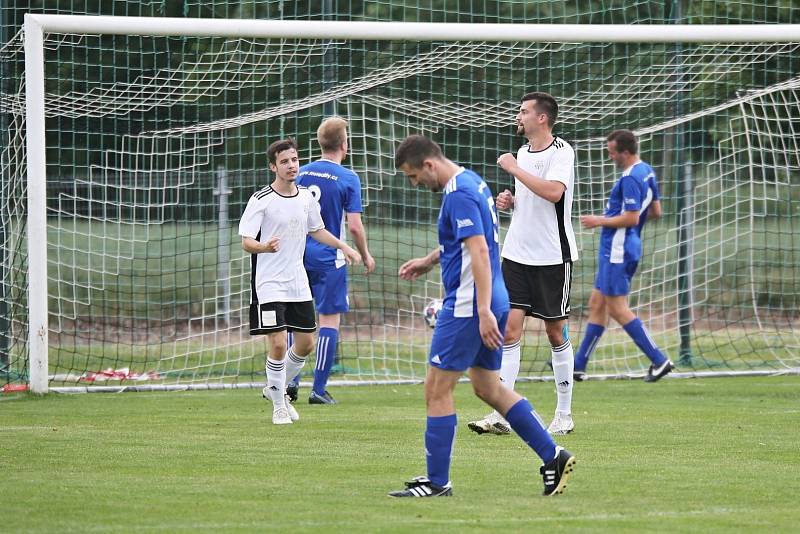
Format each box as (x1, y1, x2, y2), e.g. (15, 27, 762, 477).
(317, 116, 348, 152)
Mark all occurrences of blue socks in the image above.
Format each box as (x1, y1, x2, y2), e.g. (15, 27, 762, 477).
(425, 414, 457, 487)
(426, 401, 556, 486)
(312, 327, 338, 395)
(623, 318, 667, 366)
(575, 319, 667, 370)
(574, 322, 605, 372)
(505, 398, 557, 463)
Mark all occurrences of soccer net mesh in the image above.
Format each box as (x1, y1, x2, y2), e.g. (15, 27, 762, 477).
(1, 18, 799, 391)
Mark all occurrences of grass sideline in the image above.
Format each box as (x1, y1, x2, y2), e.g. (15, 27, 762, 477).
(3, 376, 799, 532)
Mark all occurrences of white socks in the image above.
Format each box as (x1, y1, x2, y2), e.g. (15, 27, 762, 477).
(492, 341, 522, 422)
(265, 357, 286, 409)
(284, 346, 306, 385)
(494, 339, 573, 418)
(551, 340, 574, 415)
(499, 340, 522, 390)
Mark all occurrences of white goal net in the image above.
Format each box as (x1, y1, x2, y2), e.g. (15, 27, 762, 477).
(2, 17, 799, 392)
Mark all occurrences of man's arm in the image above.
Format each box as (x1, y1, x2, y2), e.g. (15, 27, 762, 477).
(241, 236, 280, 254)
(239, 195, 273, 253)
(346, 212, 376, 274)
(497, 153, 566, 203)
(398, 248, 440, 281)
(309, 228, 362, 264)
(649, 199, 662, 219)
(580, 210, 640, 229)
(495, 189, 514, 210)
(464, 235, 502, 350)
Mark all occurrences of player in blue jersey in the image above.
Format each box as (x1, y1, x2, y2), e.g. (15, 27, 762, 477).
(288, 117, 376, 405)
(576, 129, 673, 382)
(388, 135, 575, 498)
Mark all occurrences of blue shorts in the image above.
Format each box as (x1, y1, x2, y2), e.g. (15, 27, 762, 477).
(307, 266, 349, 314)
(428, 306, 509, 372)
(594, 257, 639, 296)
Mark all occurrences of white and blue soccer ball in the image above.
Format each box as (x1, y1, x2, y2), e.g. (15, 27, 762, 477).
(423, 299, 443, 329)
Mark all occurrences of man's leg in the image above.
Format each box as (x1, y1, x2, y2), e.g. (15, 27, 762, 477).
(264, 331, 291, 423)
(388, 366, 459, 497)
(423, 366, 461, 488)
(499, 308, 526, 389)
(544, 319, 575, 434)
(272, 330, 314, 421)
(467, 308, 525, 434)
(286, 331, 300, 399)
(469, 366, 575, 495)
(284, 330, 313, 392)
(310, 313, 340, 403)
(606, 295, 673, 381)
(573, 289, 608, 377)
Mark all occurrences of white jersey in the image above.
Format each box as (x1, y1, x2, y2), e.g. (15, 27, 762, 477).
(501, 137, 579, 266)
(238, 185, 324, 303)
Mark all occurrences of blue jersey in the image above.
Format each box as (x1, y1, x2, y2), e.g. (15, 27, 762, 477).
(599, 161, 659, 264)
(297, 159, 363, 270)
(635, 164, 660, 236)
(438, 168, 509, 317)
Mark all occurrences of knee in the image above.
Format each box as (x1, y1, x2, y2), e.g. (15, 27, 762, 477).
(546, 332, 563, 347)
(504, 321, 522, 344)
(545, 325, 564, 346)
(587, 293, 602, 314)
(471, 381, 499, 405)
(425, 385, 450, 410)
(605, 299, 629, 322)
(292, 333, 315, 356)
(270, 339, 288, 357)
(471, 382, 489, 403)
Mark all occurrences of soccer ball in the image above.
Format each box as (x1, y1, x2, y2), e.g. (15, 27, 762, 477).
(423, 299, 443, 329)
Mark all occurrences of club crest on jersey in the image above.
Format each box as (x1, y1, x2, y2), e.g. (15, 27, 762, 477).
(286, 217, 304, 238)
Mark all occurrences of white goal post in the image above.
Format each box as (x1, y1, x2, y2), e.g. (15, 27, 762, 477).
(21, 15, 800, 393)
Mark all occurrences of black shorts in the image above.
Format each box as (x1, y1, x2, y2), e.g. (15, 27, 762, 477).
(501, 258, 572, 320)
(249, 301, 317, 335)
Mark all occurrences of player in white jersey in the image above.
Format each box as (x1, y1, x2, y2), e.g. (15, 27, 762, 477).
(238, 138, 361, 425)
(468, 92, 579, 436)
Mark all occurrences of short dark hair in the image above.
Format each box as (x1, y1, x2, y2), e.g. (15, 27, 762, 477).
(394, 134, 444, 169)
(606, 129, 638, 155)
(267, 138, 298, 165)
(521, 92, 558, 128)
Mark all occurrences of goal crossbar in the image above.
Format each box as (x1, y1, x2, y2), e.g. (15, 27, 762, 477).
(23, 15, 800, 42)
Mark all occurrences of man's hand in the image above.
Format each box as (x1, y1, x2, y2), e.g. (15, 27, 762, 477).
(341, 244, 362, 265)
(263, 236, 280, 252)
(497, 153, 518, 174)
(496, 189, 514, 210)
(478, 309, 503, 350)
(363, 253, 376, 275)
(580, 215, 603, 229)
(398, 257, 433, 281)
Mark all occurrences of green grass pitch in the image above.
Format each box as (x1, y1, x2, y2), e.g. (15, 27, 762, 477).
(3, 376, 799, 532)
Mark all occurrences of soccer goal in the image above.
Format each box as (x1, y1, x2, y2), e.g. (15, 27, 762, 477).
(4, 15, 800, 393)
